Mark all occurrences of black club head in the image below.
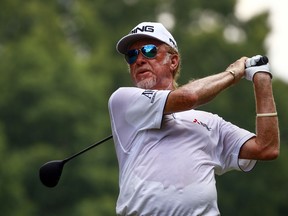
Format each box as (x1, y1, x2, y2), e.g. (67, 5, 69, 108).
(39, 160, 65, 187)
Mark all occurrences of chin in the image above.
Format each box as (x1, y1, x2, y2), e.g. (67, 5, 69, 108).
(136, 78, 157, 89)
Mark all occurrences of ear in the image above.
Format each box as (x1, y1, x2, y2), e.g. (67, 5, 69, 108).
(170, 54, 179, 71)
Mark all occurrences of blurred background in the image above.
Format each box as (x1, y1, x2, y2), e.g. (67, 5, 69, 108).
(0, 0, 287, 215)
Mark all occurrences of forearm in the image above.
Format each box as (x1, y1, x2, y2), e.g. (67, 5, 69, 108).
(253, 73, 280, 158)
(165, 70, 235, 113)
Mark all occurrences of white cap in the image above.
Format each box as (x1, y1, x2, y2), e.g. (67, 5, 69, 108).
(116, 22, 178, 54)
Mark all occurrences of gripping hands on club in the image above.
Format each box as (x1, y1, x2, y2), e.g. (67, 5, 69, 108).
(245, 55, 272, 81)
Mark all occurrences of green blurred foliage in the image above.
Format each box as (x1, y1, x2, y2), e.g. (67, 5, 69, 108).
(0, 0, 287, 215)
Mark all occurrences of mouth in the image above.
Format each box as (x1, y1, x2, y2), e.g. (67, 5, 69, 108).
(135, 69, 152, 79)
(137, 69, 151, 74)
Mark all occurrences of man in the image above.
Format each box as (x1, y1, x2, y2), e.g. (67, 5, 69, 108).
(108, 22, 279, 216)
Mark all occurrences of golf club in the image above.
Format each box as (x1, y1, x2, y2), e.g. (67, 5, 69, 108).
(256, 55, 268, 66)
(39, 135, 113, 188)
(39, 56, 269, 188)
(246, 55, 269, 67)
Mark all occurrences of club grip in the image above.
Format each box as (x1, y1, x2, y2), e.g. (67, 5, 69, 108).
(255, 56, 269, 66)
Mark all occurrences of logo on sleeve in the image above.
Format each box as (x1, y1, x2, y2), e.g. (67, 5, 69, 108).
(142, 90, 157, 103)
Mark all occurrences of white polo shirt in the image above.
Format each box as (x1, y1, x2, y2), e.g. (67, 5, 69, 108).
(108, 87, 256, 216)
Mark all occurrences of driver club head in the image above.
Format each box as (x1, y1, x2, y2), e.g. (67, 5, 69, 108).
(39, 135, 113, 188)
(39, 160, 65, 187)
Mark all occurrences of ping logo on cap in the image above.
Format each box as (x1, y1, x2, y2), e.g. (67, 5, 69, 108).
(131, 25, 154, 34)
(116, 22, 178, 54)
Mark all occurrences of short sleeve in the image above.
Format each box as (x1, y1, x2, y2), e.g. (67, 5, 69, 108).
(108, 87, 171, 153)
(213, 115, 257, 175)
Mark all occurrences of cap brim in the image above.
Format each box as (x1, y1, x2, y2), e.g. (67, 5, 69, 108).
(116, 34, 162, 54)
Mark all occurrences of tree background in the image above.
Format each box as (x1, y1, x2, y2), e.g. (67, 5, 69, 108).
(0, 0, 287, 215)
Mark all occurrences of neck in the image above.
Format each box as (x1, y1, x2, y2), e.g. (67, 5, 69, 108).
(165, 82, 173, 90)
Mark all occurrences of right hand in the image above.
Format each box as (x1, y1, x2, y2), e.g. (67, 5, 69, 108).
(225, 57, 247, 82)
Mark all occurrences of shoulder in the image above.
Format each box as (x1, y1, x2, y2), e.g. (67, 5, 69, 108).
(110, 87, 139, 98)
(109, 87, 139, 105)
(109, 87, 158, 100)
(109, 87, 170, 106)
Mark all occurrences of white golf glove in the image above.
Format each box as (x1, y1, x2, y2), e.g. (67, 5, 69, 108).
(245, 55, 272, 81)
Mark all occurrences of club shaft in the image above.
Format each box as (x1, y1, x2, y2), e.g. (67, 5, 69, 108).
(63, 135, 113, 163)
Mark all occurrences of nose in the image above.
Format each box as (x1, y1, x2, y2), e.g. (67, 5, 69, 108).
(135, 52, 147, 65)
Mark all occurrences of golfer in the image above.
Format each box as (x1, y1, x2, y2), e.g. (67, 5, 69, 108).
(108, 22, 280, 216)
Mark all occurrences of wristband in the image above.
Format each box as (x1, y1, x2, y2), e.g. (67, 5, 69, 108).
(256, 112, 278, 117)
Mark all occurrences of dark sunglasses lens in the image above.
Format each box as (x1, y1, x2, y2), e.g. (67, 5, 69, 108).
(125, 49, 139, 64)
(142, 45, 157, 58)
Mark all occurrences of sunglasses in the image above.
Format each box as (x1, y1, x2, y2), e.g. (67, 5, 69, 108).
(125, 44, 158, 64)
